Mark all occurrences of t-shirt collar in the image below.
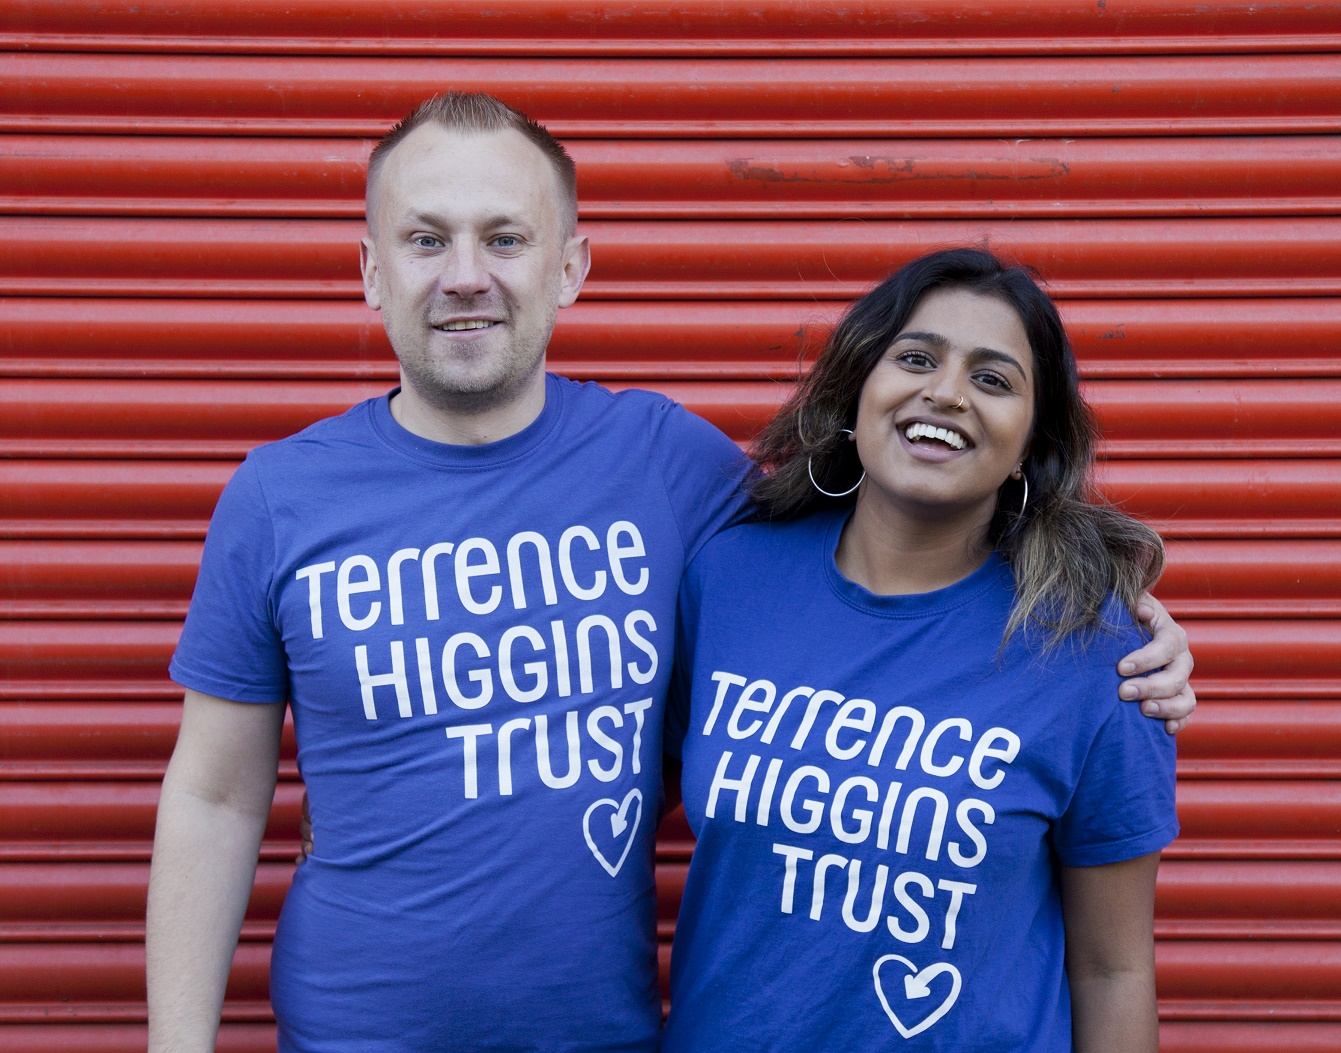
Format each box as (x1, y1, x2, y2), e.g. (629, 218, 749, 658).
(366, 372, 566, 470)
(821, 509, 1011, 618)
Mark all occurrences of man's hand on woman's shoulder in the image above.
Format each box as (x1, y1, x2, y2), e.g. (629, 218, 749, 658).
(1120, 593, 1195, 735)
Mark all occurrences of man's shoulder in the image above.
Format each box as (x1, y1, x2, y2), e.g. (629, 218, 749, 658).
(244, 396, 381, 471)
(690, 513, 825, 580)
(553, 374, 672, 422)
(552, 374, 736, 457)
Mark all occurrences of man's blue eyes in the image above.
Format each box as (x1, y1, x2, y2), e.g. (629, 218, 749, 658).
(410, 236, 520, 248)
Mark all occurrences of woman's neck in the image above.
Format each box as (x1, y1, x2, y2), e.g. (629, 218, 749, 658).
(834, 493, 994, 596)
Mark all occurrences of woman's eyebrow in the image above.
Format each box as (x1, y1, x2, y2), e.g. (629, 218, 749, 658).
(970, 347, 1029, 378)
(893, 331, 1027, 377)
(891, 330, 948, 347)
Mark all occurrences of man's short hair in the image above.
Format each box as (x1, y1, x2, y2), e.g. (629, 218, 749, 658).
(365, 92, 579, 238)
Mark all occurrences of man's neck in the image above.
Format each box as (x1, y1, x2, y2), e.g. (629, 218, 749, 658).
(389, 370, 548, 447)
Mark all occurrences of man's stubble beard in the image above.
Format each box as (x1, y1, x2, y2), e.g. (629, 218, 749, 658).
(392, 298, 557, 417)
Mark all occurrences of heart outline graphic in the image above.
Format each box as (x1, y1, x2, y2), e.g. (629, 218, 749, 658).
(582, 788, 643, 877)
(873, 954, 962, 1038)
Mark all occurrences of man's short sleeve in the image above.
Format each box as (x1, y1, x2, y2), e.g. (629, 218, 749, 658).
(169, 456, 289, 703)
(665, 557, 707, 762)
(651, 399, 752, 566)
(1053, 689, 1179, 868)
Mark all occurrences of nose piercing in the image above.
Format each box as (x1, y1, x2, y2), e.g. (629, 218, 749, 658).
(952, 394, 965, 411)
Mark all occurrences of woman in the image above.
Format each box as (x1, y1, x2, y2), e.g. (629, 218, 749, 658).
(663, 248, 1177, 1051)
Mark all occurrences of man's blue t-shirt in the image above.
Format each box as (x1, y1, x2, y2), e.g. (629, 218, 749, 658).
(664, 511, 1178, 1052)
(170, 374, 749, 1053)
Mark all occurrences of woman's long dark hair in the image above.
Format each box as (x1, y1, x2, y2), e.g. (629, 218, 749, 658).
(750, 248, 1164, 644)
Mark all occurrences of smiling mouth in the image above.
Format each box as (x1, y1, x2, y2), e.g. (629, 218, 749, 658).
(434, 320, 500, 332)
(904, 422, 970, 451)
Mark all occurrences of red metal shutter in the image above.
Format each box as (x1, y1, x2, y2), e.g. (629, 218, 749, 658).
(1, 2, 1338, 1050)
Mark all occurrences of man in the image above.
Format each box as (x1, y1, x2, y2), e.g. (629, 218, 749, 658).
(146, 93, 1194, 1053)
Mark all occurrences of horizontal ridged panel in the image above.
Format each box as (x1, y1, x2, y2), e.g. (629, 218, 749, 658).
(0, 462, 231, 539)
(3, 1022, 1341, 1046)
(0, 705, 183, 774)
(2, 859, 1336, 941)
(5, 216, 1339, 299)
(4, 54, 1338, 137)
(1157, 861, 1341, 934)
(4, 459, 1337, 539)
(0, 778, 1329, 857)
(3, 377, 1340, 460)
(0, 703, 298, 775)
(5, 298, 1339, 381)
(2, 539, 1336, 620)
(5, 138, 1338, 219)
(13, 617, 1341, 683)
(3, 938, 1340, 1022)
(7, 1025, 1333, 1053)
(0, 863, 291, 931)
(1157, 940, 1341, 1004)
(1097, 462, 1341, 540)
(1184, 621, 1341, 699)
(1158, 1024, 1341, 1053)
(3, 0, 1336, 55)
(1158, 541, 1341, 618)
(0, 1023, 275, 1053)
(0, 698, 1334, 780)
(539, 218, 1341, 299)
(0, 782, 300, 858)
(5, 2, 1338, 1047)
(0, 542, 201, 619)
(0, 941, 268, 1007)
(1173, 701, 1341, 778)
(9, 214, 1341, 296)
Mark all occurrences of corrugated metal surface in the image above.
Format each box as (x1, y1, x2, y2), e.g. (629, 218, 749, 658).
(0, 1, 1338, 1049)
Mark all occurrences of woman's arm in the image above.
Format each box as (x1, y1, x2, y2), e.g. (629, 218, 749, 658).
(1061, 852, 1162, 1053)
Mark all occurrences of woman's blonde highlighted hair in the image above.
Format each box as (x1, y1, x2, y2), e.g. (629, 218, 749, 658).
(750, 247, 1164, 646)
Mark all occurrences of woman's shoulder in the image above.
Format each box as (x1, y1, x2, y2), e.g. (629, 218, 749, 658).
(684, 511, 839, 601)
(694, 509, 836, 566)
(1008, 589, 1148, 690)
(1089, 593, 1148, 656)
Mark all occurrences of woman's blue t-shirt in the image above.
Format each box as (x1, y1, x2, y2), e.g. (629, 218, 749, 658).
(665, 510, 1178, 1052)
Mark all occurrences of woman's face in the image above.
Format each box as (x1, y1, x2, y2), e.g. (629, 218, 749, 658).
(851, 286, 1036, 527)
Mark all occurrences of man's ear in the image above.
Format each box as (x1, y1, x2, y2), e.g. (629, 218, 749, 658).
(360, 236, 382, 311)
(557, 234, 591, 309)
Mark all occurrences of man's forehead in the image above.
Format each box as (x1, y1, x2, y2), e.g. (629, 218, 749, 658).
(367, 123, 567, 238)
(376, 125, 558, 201)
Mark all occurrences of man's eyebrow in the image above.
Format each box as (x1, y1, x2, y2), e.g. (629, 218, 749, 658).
(406, 210, 534, 231)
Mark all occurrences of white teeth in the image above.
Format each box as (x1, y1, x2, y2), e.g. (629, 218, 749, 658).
(439, 319, 494, 331)
(904, 421, 968, 450)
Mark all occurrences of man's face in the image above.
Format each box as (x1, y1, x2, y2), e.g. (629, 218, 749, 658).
(360, 125, 589, 414)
